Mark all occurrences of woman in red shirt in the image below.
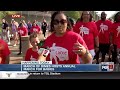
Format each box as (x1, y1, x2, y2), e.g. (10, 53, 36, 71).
(37, 11, 92, 64)
(30, 21, 41, 35)
(110, 12, 120, 64)
(17, 22, 28, 55)
(73, 11, 99, 63)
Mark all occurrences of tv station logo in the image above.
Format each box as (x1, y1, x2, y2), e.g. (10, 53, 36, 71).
(11, 14, 21, 18)
(101, 62, 114, 71)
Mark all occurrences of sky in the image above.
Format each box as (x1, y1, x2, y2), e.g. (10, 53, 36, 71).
(95, 11, 119, 18)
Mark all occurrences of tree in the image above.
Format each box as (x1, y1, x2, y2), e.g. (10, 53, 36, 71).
(0, 11, 17, 32)
(65, 11, 81, 20)
(0, 11, 17, 24)
(0, 11, 17, 18)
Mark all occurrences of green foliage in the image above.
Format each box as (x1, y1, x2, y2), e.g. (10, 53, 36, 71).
(2, 11, 17, 15)
(0, 12, 5, 19)
(5, 11, 17, 15)
(65, 11, 80, 20)
(0, 11, 17, 23)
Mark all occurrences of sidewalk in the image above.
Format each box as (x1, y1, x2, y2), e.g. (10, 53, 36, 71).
(9, 43, 23, 64)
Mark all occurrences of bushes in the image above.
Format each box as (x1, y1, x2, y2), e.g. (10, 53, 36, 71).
(65, 11, 81, 21)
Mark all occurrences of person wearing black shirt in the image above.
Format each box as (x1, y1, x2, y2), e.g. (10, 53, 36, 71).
(41, 19, 47, 38)
(1, 18, 10, 44)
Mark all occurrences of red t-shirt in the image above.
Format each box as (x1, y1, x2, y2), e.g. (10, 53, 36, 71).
(0, 39, 10, 64)
(30, 26, 41, 34)
(25, 48, 39, 61)
(96, 20, 112, 44)
(73, 21, 98, 50)
(18, 27, 28, 36)
(110, 22, 120, 48)
(43, 31, 88, 64)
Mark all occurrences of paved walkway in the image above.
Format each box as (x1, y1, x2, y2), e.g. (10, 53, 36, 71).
(9, 42, 24, 64)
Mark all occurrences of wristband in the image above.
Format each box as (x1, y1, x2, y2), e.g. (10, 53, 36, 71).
(95, 46, 99, 48)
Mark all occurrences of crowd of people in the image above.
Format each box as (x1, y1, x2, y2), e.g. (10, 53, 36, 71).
(0, 18, 48, 64)
(0, 11, 120, 65)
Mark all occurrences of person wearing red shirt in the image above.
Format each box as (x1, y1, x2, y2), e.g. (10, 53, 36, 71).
(30, 22, 41, 35)
(25, 33, 40, 61)
(95, 12, 113, 63)
(17, 22, 28, 55)
(0, 39, 10, 64)
(73, 11, 99, 63)
(110, 12, 120, 64)
(37, 11, 92, 64)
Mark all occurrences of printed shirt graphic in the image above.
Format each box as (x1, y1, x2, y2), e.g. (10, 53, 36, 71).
(73, 22, 98, 50)
(96, 20, 112, 44)
(43, 31, 88, 64)
(25, 48, 39, 61)
(79, 25, 89, 37)
(18, 27, 28, 36)
(33, 28, 38, 32)
(50, 43, 69, 64)
(99, 23, 108, 33)
(19, 30, 24, 35)
(30, 55, 37, 61)
(30, 26, 40, 34)
(110, 23, 120, 48)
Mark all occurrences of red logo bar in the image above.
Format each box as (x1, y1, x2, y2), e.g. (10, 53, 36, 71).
(12, 15, 21, 18)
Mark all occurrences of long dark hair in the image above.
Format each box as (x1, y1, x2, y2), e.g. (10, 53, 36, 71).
(80, 11, 93, 22)
(67, 16, 75, 27)
(114, 12, 120, 23)
(50, 11, 72, 32)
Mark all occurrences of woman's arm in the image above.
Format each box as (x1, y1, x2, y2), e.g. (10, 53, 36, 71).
(81, 49, 92, 64)
(94, 36, 99, 52)
(73, 41, 92, 64)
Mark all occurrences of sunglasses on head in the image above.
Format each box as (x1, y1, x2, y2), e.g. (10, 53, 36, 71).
(53, 19, 67, 25)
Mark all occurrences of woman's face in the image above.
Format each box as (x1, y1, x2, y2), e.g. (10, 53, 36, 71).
(13, 21, 16, 24)
(30, 37, 39, 48)
(82, 11, 90, 21)
(33, 23, 37, 26)
(53, 13, 68, 35)
(2, 19, 5, 23)
(21, 23, 24, 27)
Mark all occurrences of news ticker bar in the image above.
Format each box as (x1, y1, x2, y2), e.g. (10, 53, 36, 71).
(21, 64, 100, 72)
(1, 72, 120, 79)
(0, 64, 98, 71)
(0, 64, 119, 72)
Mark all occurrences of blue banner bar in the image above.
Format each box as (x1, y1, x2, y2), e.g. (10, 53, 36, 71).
(0, 64, 21, 71)
(0, 64, 100, 72)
